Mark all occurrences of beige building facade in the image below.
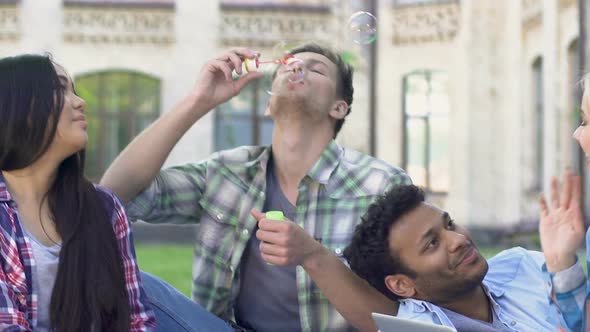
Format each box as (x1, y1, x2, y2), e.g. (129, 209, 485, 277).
(377, 0, 583, 229)
(0, 0, 583, 229)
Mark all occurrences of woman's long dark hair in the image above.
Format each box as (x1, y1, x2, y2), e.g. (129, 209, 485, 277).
(0, 55, 130, 331)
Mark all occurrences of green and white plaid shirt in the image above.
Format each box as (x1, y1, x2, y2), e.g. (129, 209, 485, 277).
(126, 140, 411, 331)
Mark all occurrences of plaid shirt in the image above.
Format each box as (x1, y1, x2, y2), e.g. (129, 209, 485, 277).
(555, 228, 590, 331)
(0, 175, 156, 331)
(127, 140, 411, 331)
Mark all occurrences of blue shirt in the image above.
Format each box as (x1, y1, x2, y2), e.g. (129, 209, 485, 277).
(396, 248, 585, 332)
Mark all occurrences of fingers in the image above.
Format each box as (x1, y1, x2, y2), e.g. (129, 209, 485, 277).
(560, 169, 572, 209)
(208, 59, 233, 81)
(217, 48, 257, 61)
(226, 51, 244, 75)
(250, 208, 265, 221)
(571, 175, 582, 208)
(256, 228, 285, 245)
(550, 176, 559, 210)
(259, 242, 288, 257)
(258, 218, 291, 232)
(260, 252, 289, 266)
(216, 48, 258, 75)
(257, 230, 290, 266)
(256, 220, 300, 245)
(539, 196, 549, 217)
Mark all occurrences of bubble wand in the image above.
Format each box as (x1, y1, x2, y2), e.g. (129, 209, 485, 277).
(242, 53, 305, 84)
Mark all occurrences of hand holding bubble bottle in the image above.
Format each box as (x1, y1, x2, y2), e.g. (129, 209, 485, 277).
(263, 211, 284, 265)
(241, 53, 306, 85)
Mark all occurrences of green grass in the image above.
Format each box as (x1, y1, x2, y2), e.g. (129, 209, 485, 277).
(135, 244, 588, 298)
(136, 244, 194, 297)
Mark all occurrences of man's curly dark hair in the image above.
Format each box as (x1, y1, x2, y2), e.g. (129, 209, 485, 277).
(343, 185, 425, 301)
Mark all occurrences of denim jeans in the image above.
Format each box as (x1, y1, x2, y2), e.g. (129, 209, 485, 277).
(140, 271, 234, 332)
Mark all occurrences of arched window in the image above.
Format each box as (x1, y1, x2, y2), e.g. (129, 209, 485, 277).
(402, 70, 450, 193)
(75, 71, 161, 181)
(214, 79, 273, 151)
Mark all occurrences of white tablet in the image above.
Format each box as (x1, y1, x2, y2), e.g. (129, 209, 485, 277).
(372, 312, 457, 332)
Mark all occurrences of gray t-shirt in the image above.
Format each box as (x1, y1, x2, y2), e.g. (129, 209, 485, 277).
(441, 305, 515, 332)
(234, 159, 301, 332)
(24, 229, 60, 332)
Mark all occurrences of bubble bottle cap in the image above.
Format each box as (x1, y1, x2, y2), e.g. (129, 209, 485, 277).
(265, 211, 285, 221)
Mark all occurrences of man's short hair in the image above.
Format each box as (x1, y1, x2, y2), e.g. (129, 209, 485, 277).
(343, 185, 425, 301)
(287, 43, 354, 138)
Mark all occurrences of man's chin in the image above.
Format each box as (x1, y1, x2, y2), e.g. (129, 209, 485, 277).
(467, 259, 489, 288)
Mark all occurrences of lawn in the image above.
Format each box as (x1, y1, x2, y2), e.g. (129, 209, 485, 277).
(136, 244, 194, 297)
(135, 244, 588, 298)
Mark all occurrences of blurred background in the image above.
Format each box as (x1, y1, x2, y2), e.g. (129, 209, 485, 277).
(1, 0, 588, 294)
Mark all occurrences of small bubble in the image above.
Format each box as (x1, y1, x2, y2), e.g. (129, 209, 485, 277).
(348, 11, 377, 45)
(285, 58, 306, 83)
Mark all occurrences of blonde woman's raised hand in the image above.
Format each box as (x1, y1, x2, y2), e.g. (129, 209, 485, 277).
(539, 169, 585, 272)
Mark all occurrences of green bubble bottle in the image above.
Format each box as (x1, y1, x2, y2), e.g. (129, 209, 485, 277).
(264, 211, 284, 265)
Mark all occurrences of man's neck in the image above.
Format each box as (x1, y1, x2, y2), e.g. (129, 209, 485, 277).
(437, 285, 491, 323)
(271, 122, 333, 199)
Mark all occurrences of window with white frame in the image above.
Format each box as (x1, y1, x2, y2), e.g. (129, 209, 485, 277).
(402, 70, 450, 193)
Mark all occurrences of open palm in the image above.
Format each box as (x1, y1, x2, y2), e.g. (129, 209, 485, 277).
(539, 170, 585, 272)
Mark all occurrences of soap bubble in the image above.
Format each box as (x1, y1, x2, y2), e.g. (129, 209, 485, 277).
(264, 57, 306, 96)
(284, 57, 306, 83)
(348, 11, 377, 45)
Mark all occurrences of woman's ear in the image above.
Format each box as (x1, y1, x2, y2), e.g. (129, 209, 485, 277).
(384, 274, 417, 299)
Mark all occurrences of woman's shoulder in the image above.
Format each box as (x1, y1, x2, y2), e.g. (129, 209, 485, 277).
(0, 202, 17, 234)
(93, 184, 126, 225)
(94, 184, 123, 206)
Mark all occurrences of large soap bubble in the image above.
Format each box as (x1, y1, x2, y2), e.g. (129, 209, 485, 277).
(348, 11, 377, 45)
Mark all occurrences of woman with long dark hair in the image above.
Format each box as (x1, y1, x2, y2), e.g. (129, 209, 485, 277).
(0, 54, 156, 330)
